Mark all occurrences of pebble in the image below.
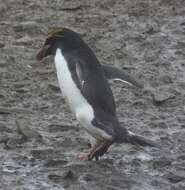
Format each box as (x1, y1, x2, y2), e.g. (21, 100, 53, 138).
(4, 135, 25, 149)
(160, 74, 173, 84)
(80, 173, 99, 182)
(13, 21, 40, 34)
(44, 159, 68, 167)
(0, 122, 12, 133)
(30, 148, 54, 160)
(152, 89, 175, 105)
(0, 107, 33, 114)
(150, 120, 168, 128)
(47, 123, 77, 132)
(0, 42, 5, 48)
(144, 25, 159, 35)
(48, 82, 60, 91)
(62, 170, 75, 179)
(165, 173, 185, 183)
(15, 87, 29, 93)
(0, 1, 8, 12)
(48, 174, 62, 182)
(152, 156, 172, 169)
(16, 118, 42, 141)
(0, 61, 6, 67)
(48, 170, 75, 183)
(0, 135, 9, 144)
(15, 35, 33, 45)
(49, 1, 82, 11)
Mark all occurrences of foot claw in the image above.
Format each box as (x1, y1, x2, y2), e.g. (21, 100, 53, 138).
(75, 153, 90, 161)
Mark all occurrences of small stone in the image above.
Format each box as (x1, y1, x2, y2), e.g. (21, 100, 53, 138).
(44, 159, 68, 167)
(0, 135, 9, 144)
(177, 116, 185, 124)
(152, 89, 175, 105)
(151, 179, 161, 187)
(0, 107, 33, 114)
(145, 25, 159, 35)
(0, 42, 5, 48)
(13, 81, 31, 88)
(165, 173, 185, 183)
(0, 60, 6, 67)
(48, 82, 60, 91)
(0, 1, 8, 12)
(47, 123, 77, 132)
(33, 68, 54, 75)
(0, 21, 11, 25)
(177, 154, 185, 160)
(180, 21, 185, 26)
(150, 120, 168, 129)
(152, 156, 172, 169)
(48, 170, 75, 182)
(48, 174, 62, 182)
(82, 173, 95, 181)
(49, 1, 82, 11)
(81, 173, 98, 182)
(63, 170, 75, 179)
(15, 88, 29, 93)
(5, 135, 25, 149)
(0, 107, 12, 114)
(0, 122, 12, 133)
(160, 75, 173, 84)
(131, 99, 146, 109)
(13, 21, 40, 34)
(15, 35, 33, 45)
(30, 149, 54, 160)
(16, 118, 42, 141)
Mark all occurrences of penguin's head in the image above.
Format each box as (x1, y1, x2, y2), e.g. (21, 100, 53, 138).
(36, 28, 83, 61)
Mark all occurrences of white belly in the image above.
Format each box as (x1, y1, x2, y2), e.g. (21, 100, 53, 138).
(54, 49, 112, 140)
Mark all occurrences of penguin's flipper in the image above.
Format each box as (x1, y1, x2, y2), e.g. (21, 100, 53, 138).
(102, 64, 144, 88)
(69, 55, 116, 116)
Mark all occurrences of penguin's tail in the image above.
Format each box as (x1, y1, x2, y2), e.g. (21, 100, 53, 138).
(127, 131, 160, 148)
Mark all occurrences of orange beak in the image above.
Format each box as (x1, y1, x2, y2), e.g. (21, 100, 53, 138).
(36, 45, 51, 61)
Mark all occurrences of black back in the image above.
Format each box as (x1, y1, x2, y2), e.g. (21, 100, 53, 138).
(65, 45, 116, 117)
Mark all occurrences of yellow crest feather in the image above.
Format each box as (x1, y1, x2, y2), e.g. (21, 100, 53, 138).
(47, 28, 64, 38)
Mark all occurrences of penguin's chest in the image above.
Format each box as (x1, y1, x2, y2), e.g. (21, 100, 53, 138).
(54, 49, 94, 127)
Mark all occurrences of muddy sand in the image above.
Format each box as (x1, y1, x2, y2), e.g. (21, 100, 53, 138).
(0, 0, 185, 189)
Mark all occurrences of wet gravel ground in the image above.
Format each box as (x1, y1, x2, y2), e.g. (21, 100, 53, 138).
(0, 0, 185, 189)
